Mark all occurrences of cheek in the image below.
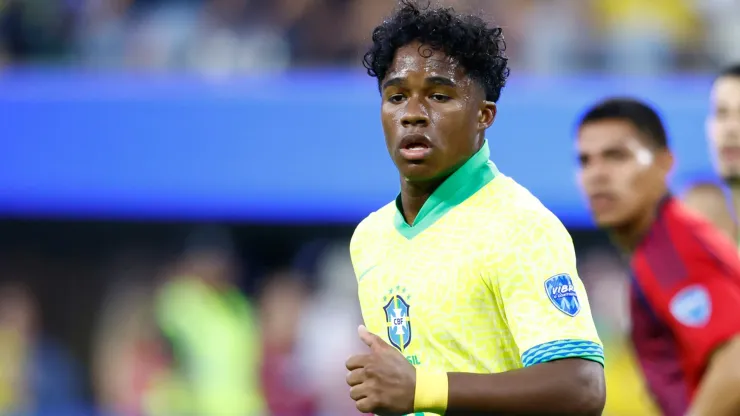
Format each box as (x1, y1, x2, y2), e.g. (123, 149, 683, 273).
(617, 165, 651, 194)
(380, 109, 396, 139)
(709, 122, 723, 141)
(434, 108, 477, 140)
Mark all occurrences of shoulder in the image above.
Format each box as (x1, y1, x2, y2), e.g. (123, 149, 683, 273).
(350, 201, 396, 259)
(637, 199, 740, 278)
(477, 176, 572, 242)
(465, 177, 575, 269)
(645, 198, 735, 255)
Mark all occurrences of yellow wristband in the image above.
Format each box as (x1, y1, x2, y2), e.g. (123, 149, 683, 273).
(413, 369, 449, 413)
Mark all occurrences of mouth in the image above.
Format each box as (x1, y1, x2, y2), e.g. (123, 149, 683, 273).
(720, 145, 740, 162)
(398, 133, 433, 161)
(588, 192, 617, 211)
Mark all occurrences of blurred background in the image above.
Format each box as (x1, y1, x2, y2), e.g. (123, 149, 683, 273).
(0, 0, 737, 415)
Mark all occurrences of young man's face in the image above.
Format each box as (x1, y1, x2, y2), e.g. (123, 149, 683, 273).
(577, 119, 671, 228)
(380, 41, 496, 182)
(708, 76, 740, 184)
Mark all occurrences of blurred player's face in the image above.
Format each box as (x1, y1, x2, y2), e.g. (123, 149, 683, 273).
(380, 42, 496, 182)
(708, 76, 740, 184)
(577, 119, 672, 228)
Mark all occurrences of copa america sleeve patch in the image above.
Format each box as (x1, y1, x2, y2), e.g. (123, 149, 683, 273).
(670, 284, 711, 327)
(544, 273, 581, 317)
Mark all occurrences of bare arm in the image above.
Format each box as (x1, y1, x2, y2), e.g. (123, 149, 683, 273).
(687, 336, 740, 416)
(445, 359, 605, 416)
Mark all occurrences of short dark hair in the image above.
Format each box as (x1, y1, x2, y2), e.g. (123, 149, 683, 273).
(717, 63, 740, 80)
(577, 97, 668, 149)
(362, 0, 509, 103)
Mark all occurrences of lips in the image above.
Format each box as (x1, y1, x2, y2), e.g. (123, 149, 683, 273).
(398, 134, 434, 161)
(399, 133, 432, 150)
(588, 192, 617, 211)
(720, 145, 740, 161)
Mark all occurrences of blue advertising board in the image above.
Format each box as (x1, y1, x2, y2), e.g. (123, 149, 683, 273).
(0, 69, 718, 226)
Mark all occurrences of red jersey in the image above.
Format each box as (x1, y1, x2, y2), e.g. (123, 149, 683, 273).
(630, 197, 740, 415)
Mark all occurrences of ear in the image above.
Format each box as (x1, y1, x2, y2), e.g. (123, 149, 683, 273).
(478, 100, 497, 131)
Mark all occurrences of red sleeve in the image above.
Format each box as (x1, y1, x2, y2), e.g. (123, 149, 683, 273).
(634, 210, 740, 377)
(663, 268, 740, 371)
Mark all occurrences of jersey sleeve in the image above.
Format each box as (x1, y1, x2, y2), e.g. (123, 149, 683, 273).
(640, 236, 740, 373)
(490, 210, 604, 368)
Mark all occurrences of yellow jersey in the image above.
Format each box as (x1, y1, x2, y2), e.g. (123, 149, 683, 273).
(350, 141, 604, 415)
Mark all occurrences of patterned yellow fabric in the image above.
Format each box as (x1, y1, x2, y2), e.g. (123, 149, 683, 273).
(350, 141, 603, 415)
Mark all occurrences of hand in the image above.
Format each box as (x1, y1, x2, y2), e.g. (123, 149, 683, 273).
(345, 325, 416, 415)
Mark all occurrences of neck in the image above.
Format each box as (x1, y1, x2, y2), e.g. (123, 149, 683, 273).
(609, 198, 664, 254)
(399, 176, 447, 225)
(730, 185, 740, 221)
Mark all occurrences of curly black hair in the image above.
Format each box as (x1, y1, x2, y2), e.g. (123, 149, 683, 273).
(362, 0, 510, 103)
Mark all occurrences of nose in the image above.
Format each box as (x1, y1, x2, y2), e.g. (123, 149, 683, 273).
(400, 97, 429, 128)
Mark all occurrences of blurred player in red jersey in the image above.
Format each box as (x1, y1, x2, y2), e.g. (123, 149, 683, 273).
(575, 97, 740, 416)
(686, 64, 740, 244)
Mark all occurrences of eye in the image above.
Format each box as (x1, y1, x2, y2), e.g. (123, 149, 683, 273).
(430, 93, 450, 102)
(388, 94, 405, 103)
(604, 150, 629, 161)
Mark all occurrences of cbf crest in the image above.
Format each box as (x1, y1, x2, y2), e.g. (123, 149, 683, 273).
(544, 273, 581, 317)
(382, 286, 412, 353)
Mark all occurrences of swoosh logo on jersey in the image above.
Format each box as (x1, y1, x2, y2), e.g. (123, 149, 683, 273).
(358, 264, 379, 281)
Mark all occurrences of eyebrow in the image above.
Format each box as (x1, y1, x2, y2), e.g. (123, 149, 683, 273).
(381, 76, 457, 91)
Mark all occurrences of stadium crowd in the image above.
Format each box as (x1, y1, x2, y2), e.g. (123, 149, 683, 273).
(1, 0, 740, 74)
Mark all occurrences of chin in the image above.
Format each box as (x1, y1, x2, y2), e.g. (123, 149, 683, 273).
(592, 212, 631, 229)
(398, 162, 441, 182)
(722, 172, 740, 186)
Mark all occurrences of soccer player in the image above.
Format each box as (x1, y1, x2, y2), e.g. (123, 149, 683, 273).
(686, 64, 740, 244)
(576, 97, 740, 416)
(344, 2, 606, 415)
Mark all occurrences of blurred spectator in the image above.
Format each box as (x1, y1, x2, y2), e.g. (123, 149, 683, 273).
(92, 252, 172, 416)
(0, 0, 78, 65)
(695, 0, 740, 65)
(259, 269, 317, 416)
(296, 240, 366, 416)
(590, 0, 702, 74)
(150, 227, 265, 415)
(3, 0, 737, 73)
(515, 0, 591, 74)
(0, 282, 84, 415)
(75, 0, 291, 73)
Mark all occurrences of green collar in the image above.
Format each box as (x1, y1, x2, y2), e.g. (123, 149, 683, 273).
(394, 140, 499, 239)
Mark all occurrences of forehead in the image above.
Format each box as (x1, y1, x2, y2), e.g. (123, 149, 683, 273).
(386, 42, 469, 85)
(577, 119, 644, 153)
(711, 76, 740, 105)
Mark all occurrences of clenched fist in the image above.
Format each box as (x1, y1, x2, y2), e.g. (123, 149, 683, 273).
(345, 325, 417, 415)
